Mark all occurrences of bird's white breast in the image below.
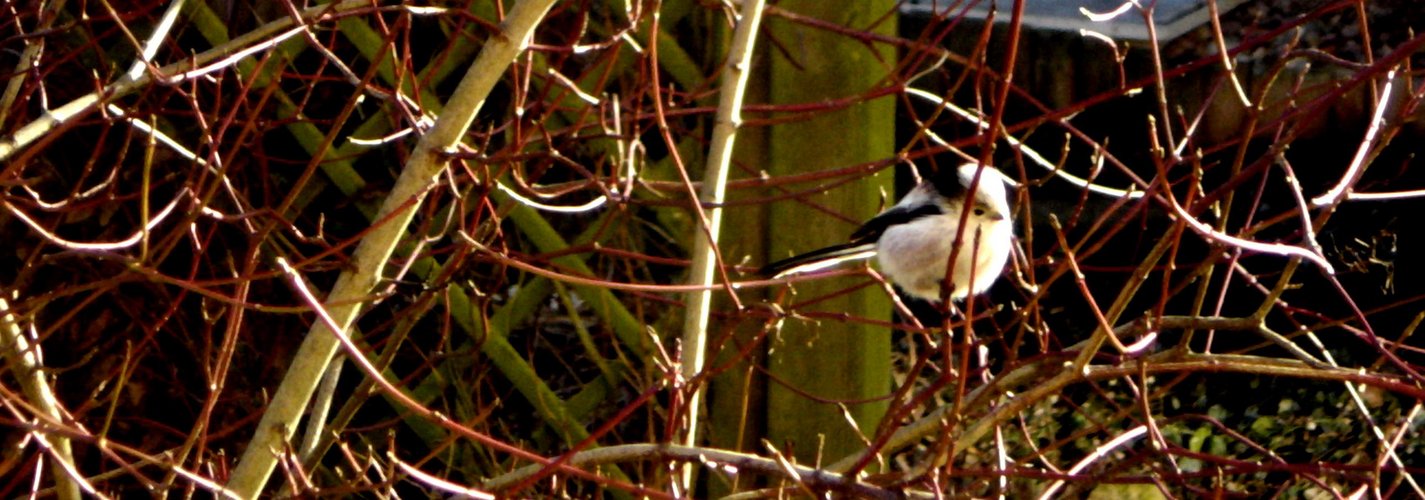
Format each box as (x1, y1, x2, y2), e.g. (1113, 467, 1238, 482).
(875, 209, 1012, 301)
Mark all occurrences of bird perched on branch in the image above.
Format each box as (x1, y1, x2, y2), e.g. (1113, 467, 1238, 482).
(762, 163, 1015, 302)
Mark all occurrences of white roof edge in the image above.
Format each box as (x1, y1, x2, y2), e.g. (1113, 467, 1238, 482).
(900, 0, 1248, 43)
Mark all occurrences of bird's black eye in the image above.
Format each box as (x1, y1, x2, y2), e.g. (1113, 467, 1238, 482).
(973, 208, 986, 216)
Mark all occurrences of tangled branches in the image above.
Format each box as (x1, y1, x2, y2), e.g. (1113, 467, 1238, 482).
(0, 0, 1422, 497)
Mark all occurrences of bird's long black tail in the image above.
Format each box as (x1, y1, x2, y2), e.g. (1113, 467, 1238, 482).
(759, 243, 877, 278)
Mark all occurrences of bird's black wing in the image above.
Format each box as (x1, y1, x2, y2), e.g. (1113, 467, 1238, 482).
(847, 203, 943, 243)
(759, 242, 876, 277)
(760, 199, 943, 278)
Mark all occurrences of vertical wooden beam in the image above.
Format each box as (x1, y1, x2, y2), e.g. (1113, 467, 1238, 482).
(763, 0, 898, 466)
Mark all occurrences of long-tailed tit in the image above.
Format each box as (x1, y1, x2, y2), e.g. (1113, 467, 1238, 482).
(761, 163, 1015, 302)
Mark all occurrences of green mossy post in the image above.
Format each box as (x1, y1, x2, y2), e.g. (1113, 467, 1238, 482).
(763, 0, 897, 466)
